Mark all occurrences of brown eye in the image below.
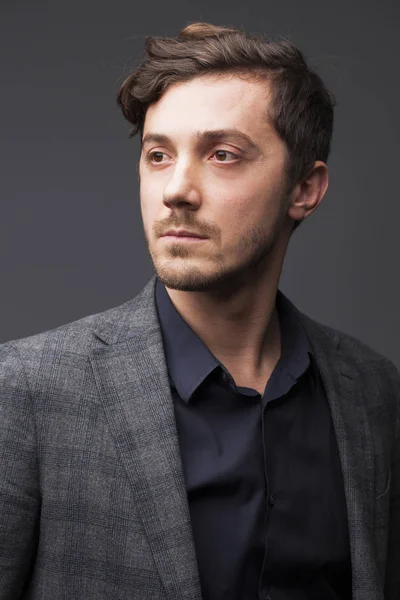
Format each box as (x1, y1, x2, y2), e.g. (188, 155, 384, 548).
(214, 150, 237, 162)
(151, 152, 165, 163)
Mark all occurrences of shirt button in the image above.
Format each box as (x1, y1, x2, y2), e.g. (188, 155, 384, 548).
(268, 493, 276, 506)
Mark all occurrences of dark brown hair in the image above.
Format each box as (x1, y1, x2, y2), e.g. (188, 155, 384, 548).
(117, 22, 335, 233)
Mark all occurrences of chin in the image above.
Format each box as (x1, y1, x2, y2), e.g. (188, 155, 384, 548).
(154, 263, 220, 292)
(153, 257, 253, 293)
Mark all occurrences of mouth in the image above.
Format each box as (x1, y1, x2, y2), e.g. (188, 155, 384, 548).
(161, 235, 207, 242)
(161, 230, 208, 241)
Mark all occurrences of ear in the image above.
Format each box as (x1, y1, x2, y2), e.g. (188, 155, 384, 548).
(287, 161, 329, 223)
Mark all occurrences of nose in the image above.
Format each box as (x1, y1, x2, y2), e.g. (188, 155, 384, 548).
(162, 159, 201, 210)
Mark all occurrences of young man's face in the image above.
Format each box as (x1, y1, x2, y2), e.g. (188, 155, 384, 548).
(139, 74, 294, 292)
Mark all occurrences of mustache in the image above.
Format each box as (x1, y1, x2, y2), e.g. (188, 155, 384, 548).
(153, 218, 219, 239)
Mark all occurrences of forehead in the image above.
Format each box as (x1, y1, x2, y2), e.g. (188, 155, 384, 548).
(143, 74, 275, 140)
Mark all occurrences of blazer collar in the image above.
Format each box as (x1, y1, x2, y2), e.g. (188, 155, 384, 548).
(90, 274, 203, 600)
(298, 310, 380, 598)
(92, 275, 159, 346)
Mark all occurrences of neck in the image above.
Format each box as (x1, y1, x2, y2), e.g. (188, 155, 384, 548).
(165, 258, 283, 381)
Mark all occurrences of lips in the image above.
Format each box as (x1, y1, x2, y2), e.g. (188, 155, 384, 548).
(162, 230, 207, 239)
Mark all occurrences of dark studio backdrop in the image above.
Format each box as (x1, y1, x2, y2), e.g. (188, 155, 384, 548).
(1, 0, 399, 368)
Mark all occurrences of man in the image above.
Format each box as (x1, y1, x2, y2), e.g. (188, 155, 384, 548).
(0, 21, 398, 600)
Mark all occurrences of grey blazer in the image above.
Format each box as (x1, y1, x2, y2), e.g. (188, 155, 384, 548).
(0, 275, 399, 600)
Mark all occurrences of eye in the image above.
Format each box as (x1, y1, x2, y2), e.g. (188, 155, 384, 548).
(212, 150, 239, 162)
(147, 151, 168, 163)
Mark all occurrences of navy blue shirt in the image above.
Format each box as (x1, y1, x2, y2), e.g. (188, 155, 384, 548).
(155, 278, 352, 600)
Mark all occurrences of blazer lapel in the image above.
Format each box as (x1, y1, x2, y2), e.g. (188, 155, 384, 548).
(90, 276, 202, 600)
(298, 310, 382, 599)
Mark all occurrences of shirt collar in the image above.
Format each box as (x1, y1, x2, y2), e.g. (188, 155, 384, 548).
(155, 277, 314, 402)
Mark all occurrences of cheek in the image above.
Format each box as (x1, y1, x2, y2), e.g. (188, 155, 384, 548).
(218, 187, 269, 231)
(140, 181, 158, 225)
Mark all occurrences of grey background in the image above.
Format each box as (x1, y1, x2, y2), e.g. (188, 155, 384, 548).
(1, 0, 399, 368)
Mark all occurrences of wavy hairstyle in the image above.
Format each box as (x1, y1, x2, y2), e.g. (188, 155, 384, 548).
(117, 22, 335, 232)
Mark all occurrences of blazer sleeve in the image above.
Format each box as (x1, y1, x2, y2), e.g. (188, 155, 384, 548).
(384, 359, 400, 600)
(0, 342, 41, 599)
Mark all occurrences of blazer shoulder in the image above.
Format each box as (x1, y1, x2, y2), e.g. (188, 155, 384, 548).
(0, 298, 144, 403)
(0, 276, 158, 399)
(0, 296, 140, 377)
(301, 310, 399, 381)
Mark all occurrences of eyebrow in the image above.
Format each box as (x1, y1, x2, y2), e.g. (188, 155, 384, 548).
(141, 129, 260, 152)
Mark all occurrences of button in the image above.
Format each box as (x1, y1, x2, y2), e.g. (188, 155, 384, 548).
(268, 493, 276, 506)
